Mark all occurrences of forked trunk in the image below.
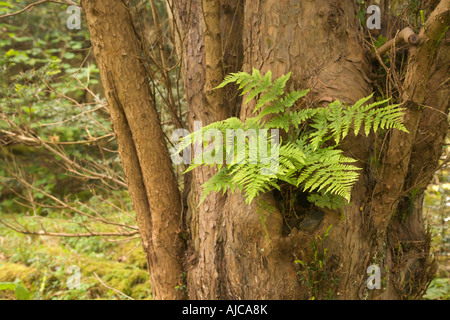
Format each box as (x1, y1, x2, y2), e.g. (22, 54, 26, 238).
(83, 0, 448, 299)
(171, 0, 448, 300)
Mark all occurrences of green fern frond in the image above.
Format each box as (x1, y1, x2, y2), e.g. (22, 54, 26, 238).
(184, 70, 408, 205)
(200, 167, 233, 204)
(307, 193, 349, 210)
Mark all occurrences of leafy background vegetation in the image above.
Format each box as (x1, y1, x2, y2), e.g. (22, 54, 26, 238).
(0, 0, 448, 300)
(0, 0, 151, 300)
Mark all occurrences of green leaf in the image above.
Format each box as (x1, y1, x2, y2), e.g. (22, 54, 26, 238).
(0, 281, 31, 300)
(14, 283, 31, 300)
(0, 282, 16, 291)
(187, 70, 408, 205)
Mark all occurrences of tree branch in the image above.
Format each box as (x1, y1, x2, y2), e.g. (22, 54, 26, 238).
(0, 218, 139, 238)
(371, 27, 419, 60)
(371, 0, 450, 231)
(0, 0, 78, 20)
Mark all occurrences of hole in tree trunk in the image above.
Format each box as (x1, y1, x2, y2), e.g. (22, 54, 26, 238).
(273, 186, 325, 236)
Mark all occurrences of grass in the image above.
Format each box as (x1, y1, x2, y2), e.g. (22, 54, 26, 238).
(422, 168, 450, 300)
(0, 169, 448, 300)
(0, 203, 151, 300)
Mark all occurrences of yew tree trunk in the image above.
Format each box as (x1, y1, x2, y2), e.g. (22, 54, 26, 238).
(82, 0, 449, 300)
(81, 0, 186, 300)
(171, 0, 449, 300)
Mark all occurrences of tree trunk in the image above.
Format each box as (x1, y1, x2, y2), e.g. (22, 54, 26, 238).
(81, 0, 186, 300)
(82, 0, 448, 299)
(169, 0, 449, 300)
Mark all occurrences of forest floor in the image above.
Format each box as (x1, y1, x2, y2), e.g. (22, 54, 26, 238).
(421, 168, 450, 300)
(0, 172, 448, 300)
(0, 206, 151, 300)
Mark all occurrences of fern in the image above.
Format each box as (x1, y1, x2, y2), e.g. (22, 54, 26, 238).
(176, 70, 408, 205)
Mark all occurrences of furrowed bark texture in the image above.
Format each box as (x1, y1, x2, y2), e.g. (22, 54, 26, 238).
(169, 0, 449, 300)
(81, 0, 448, 299)
(369, 1, 449, 299)
(371, 0, 450, 230)
(226, 0, 375, 300)
(82, 0, 185, 299)
(170, 0, 376, 299)
(170, 0, 245, 299)
(381, 16, 450, 299)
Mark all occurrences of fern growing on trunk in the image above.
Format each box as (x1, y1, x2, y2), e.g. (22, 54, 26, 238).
(175, 69, 408, 205)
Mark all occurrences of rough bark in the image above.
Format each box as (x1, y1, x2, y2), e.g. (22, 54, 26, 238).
(81, 0, 185, 299)
(225, 0, 375, 300)
(371, 0, 450, 233)
(82, 0, 449, 300)
(168, 0, 449, 300)
(381, 25, 450, 299)
(169, 0, 244, 299)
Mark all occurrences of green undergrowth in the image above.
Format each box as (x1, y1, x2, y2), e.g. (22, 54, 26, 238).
(423, 166, 450, 300)
(0, 212, 150, 300)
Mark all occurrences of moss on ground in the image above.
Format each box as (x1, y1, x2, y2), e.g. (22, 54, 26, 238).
(0, 215, 151, 300)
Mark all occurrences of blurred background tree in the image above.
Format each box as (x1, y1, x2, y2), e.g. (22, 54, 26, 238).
(0, 0, 182, 300)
